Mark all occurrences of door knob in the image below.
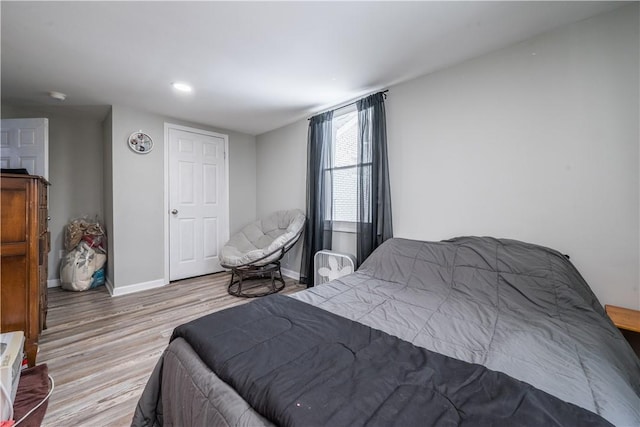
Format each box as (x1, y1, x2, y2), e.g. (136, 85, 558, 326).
(171, 209, 178, 215)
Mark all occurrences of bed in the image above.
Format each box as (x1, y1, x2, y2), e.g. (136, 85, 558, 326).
(132, 237, 640, 426)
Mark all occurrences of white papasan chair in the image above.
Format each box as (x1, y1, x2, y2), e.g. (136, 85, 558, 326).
(220, 209, 306, 297)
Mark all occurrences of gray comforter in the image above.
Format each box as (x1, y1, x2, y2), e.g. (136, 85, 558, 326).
(133, 237, 640, 426)
(168, 294, 612, 426)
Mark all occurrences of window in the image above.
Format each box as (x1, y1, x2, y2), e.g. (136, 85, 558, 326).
(324, 109, 371, 231)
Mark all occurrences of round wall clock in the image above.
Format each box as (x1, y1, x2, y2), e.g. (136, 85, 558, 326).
(128, 131, 154, 154)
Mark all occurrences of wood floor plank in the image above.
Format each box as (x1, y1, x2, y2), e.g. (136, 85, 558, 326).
(37, 272, 304, 427)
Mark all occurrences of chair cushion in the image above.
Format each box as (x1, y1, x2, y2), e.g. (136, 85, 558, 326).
(221, 209, 305, 268)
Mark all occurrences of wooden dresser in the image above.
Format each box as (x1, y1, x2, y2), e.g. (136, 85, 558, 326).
(1, 173, 50, 366)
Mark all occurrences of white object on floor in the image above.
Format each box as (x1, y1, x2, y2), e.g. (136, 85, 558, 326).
(314, 250, 356, 285)
(0, 331, 25, 421)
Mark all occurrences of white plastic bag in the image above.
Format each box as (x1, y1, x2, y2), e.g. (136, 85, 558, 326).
(60, 242, 98, 291)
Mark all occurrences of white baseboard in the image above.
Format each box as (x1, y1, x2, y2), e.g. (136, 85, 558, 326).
(47, 279, 60, 288)
(106, 278, 166, 297)
(280, 267, 300, 281)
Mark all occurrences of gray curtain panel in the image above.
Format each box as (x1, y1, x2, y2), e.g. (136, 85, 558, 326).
(300, 111, 334, 286)
(356, 93, 393, 266)
(301, 92, 392, 284)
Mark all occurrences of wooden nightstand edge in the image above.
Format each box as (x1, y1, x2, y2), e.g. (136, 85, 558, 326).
(605, 304, 640, 333)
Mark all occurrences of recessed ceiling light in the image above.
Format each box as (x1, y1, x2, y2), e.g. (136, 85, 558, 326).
(172, 82, 192, 92)
(49, 91, 67, 101)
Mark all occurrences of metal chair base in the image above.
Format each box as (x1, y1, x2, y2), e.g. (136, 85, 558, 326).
(227, 262, 286, 298)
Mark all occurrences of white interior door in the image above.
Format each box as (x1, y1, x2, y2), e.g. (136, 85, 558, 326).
(0, 118, 49, 178)
(169, 126, 228, 281)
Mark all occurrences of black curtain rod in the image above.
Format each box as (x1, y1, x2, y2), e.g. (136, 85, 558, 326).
(308, 90, 388, 121)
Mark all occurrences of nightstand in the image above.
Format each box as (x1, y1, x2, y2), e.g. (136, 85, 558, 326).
(605, 305, 640, 332)
(605, 305, 640, 357)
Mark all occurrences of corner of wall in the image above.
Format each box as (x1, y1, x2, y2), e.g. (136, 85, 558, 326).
(102, 107, 115, 285)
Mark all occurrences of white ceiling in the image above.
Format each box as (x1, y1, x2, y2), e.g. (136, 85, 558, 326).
(1, 1, 623, 136)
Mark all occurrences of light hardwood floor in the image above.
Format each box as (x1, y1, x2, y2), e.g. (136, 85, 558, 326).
(38, 272, 304, 427)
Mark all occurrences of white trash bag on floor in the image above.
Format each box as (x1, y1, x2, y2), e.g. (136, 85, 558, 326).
(60, 241, 107, 291)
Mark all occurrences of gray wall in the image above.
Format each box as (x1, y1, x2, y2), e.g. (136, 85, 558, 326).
(255, 5, 640, 308)
(1, 105, 105, 283)
(256, 119, 308, 273)
(107, 105, 256, 289)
